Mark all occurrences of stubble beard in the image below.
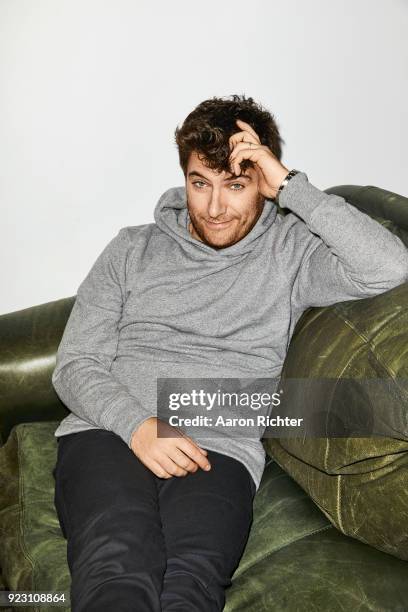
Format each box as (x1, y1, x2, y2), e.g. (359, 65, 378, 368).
(187, 193, 265, 250)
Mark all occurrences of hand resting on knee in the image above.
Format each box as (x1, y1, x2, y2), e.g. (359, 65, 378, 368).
(130, 417, 211, 479)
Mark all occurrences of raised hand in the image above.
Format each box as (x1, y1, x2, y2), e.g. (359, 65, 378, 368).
(228, 118, 290, 200)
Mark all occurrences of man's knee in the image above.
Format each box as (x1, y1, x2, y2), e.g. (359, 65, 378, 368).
(161, 552, 230, 611)
(68, 514, 167, 612)
(68, 504, 165, 567)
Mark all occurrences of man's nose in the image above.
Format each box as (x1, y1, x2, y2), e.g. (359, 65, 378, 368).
(207, 193, 227, 219)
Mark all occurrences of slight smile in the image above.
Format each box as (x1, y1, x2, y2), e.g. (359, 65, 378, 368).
(205, 220, 233, 229)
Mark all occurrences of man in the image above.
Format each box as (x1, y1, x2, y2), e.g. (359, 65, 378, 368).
(52, 95, 408, 611)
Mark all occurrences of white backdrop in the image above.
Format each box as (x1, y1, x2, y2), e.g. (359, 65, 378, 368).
(1, 0, 407, 315)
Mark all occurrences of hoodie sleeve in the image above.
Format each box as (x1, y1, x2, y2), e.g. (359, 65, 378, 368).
(278, 172, 408, 310)
(51, 227, 154, 448)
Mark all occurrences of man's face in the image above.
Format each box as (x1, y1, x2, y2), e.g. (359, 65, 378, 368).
(185, 151, 265, 250)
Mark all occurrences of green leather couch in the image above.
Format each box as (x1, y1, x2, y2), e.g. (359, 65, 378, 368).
(1, 181, 407, 612)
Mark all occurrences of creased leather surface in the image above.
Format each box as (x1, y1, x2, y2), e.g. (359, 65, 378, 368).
(0, 423, 70, 612)
(265, 281, 408, 560)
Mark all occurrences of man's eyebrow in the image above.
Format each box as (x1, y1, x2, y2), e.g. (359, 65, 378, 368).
(188, 170, 252, 181)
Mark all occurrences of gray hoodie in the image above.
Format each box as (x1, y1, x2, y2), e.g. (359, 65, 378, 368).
(52, 171, 408, 490)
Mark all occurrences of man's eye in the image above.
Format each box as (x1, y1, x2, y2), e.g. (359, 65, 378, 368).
(192, 181, 244, 190)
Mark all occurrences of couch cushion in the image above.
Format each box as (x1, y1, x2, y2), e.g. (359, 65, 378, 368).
(0, 421, 71, 611)
(264, 281, 408, 560)
(226, 524, 408, 611)
(1, 421, 408, 611)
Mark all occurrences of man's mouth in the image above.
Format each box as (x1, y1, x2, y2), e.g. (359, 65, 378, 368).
(205, 220, 232, 229)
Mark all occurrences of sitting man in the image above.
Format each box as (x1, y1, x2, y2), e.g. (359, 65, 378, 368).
(52, 94, 408, 611)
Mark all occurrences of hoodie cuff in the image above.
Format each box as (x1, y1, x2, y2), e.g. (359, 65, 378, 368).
(100, 400, 156, 449)
(277, 171, 331, 221)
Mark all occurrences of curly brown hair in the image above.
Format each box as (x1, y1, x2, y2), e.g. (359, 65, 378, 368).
(174, 94, 285, 177)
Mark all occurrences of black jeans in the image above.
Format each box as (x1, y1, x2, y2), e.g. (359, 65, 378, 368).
(53, 429, 256, 611)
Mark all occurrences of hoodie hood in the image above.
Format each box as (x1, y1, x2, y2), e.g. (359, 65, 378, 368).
(153, 185, 278, 259)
